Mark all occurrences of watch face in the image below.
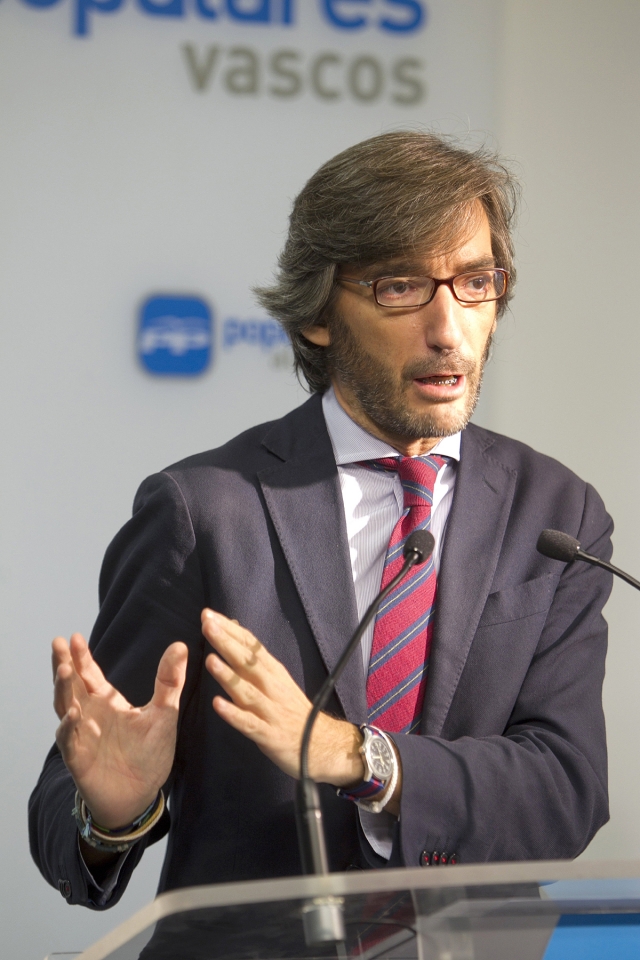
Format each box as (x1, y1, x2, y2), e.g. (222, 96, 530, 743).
(368, 736, 394, 780)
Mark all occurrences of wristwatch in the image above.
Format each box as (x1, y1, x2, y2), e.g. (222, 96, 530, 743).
(336, 724, 398, 813)
(361, 725, 395, 782)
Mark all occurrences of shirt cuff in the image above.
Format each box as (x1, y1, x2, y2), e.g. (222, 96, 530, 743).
(358, 808, 395, 860)
(77, 835, 135, 907)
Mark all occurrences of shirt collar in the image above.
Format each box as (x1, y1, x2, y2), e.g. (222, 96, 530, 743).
(321, 386, 462, 466)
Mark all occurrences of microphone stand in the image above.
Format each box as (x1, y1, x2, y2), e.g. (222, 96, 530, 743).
(295, 533, 434, 946)
(574, 549, 640, 591)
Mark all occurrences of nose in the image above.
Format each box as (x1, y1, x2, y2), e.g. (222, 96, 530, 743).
(420, 283, 465, 352)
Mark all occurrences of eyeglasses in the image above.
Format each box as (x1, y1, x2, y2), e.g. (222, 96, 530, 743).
(338, 269, 509, 308)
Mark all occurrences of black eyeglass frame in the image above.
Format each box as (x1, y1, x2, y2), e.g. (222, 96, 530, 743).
(338, 268, 509, 307)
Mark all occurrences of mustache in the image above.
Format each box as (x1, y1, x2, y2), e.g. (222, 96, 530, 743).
(402, 355, 477, 381)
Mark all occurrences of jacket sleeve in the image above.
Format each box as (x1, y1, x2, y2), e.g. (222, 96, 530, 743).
(393, 481, 613, 866)
(28, 471, 206, 908)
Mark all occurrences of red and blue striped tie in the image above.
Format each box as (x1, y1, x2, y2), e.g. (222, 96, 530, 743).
(366, 455, 447, 734)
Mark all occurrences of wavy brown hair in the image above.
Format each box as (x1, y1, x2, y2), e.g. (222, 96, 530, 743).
(254, 131, 519, 394)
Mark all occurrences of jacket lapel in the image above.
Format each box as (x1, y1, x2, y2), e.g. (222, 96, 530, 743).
(257, 397, 366, 723)
(423, 424, 517, 736)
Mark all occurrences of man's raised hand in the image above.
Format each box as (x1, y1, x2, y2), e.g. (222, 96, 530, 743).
(202, 609, 364, 788)
(52, 633, 188, 830)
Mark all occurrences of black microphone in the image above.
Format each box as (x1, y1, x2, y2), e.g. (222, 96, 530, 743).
(537, 528, 640, 591)
(402, 529, 436, 565)
(295, 531, 435, 944)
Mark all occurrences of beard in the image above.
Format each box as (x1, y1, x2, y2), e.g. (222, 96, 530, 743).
(326, 314, 492, 443)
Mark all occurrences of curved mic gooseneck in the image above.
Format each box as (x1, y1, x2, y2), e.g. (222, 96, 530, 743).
(536, 528, 640, 592)
(295, 529, 435, 880)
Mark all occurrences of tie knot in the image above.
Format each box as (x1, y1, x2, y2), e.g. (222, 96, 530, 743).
(368, 455, 448, 509)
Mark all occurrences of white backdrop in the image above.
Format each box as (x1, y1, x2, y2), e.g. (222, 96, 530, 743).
(2, 2, 640, 958)
(0, 2, 505, 958)
(494, 0, 640, 866)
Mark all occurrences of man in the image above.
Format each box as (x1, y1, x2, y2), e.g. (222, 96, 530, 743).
(29, 132, 612, 910)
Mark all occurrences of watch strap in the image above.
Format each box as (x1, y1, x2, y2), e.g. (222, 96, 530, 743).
(336, 776, 386, 802)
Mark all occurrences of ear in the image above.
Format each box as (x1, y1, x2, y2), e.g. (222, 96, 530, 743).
(301, 325, 331, 347)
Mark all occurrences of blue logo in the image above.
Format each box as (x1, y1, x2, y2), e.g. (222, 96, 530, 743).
(138, 295, 213, 376)
(18, 0, 427, 38)
(223, 317, 289, 351)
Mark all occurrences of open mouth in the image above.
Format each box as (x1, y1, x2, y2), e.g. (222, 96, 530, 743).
(416, 375, 460, 386)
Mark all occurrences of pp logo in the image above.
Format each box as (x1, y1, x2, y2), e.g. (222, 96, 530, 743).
(138, 295, 213, 376)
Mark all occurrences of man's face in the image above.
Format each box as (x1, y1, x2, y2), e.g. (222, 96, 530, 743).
(303, 207, 498, 454)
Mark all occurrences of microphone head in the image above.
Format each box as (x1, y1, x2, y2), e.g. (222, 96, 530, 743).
(537, 529, 580, 563)
(403, 530, 435, 565)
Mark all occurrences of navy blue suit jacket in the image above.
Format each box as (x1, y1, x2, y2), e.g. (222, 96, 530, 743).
(29, 394, 613, 907)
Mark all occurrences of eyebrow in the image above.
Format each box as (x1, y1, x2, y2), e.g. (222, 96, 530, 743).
(359, 255, 497, 278)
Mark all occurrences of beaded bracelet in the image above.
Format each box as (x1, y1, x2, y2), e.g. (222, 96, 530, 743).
(72, 790, 165, 853)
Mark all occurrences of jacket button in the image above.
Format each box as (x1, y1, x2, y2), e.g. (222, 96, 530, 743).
(431, 851, 440, 865)
(58, 879, 71, 899)
(449, 853, 458, 865)
(420, 850, 431, 866)
(440, 853, 448, 865)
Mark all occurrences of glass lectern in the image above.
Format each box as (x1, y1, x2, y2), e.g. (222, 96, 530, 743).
(68, 859, 640, 960)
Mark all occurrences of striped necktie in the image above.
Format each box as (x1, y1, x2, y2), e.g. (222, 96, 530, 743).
(366, 454, 447, 734)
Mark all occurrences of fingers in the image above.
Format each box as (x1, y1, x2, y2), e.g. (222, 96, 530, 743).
(206, 652, 266, 711)
(151, 642, 189, 711)
(55, 702, 81, 762)
(69, 633, 110, 695)
(53, 659, 77, 720)
(52, 641, 83, 758)
(212, 693, 270, 742)
(52, 632, 111, 723)
(201, 609, 277, 681)
(52, 636, 87, 720)
(52, 635, 72, 682)
(202, 611, 314, 779)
